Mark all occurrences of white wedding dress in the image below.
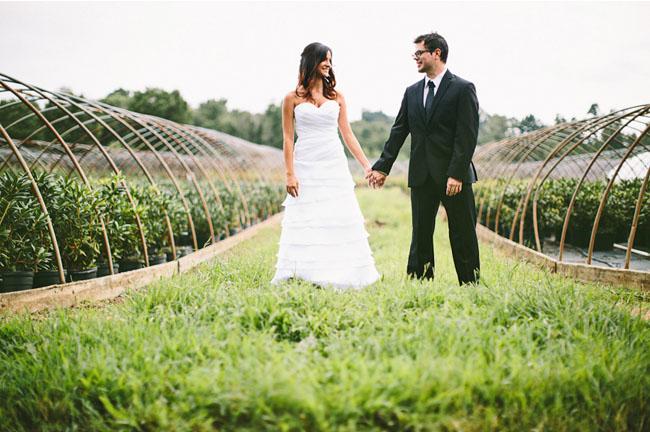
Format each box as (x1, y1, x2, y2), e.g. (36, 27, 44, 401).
(271, 99, 381, 289)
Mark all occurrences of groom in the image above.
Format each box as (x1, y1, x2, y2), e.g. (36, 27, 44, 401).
(368, 32, 480, 285)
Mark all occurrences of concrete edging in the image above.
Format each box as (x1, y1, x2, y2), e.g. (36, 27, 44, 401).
(476, 224, 649, 291)
(0, 213, 284, 314)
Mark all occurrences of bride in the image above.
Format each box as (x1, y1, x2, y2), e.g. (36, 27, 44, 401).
(271, 42, 381, 290)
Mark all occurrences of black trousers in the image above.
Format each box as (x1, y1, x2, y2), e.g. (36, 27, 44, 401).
(407, 174, 480, 285)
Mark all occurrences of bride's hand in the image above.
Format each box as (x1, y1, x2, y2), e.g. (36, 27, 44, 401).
(286, 174, 299, 197)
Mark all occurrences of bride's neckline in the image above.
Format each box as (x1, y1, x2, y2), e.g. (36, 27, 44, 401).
(295, 99, 338, 110)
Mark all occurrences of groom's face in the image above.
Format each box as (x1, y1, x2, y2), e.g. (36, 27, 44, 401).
(414, 42, 434, 73)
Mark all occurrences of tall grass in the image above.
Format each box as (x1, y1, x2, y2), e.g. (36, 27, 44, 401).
(1, 187, 648, 431)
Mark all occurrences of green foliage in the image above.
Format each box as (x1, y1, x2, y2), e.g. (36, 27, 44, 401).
(0, 188, 648, 430)
(100, 88, 191, 124)
(0, 171, 51, 271)
(350, 110, 411, 159)
(191, 99, 278, 148)
(478, 109, 517, 145)
(130, 184, 172, 255)
(99, 88, 131, 109)
(587, 103, 600, 117)
(0, 99, 46, 141)
(516, 114, 545, 134)
(476, 177, 649, 248)
(95, 175, 137, 262)
(53, 177, 103, 271)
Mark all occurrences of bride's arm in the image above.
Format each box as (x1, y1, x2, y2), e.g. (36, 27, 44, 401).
(336, 91, 372, 174)
(282, 92, 299, 197)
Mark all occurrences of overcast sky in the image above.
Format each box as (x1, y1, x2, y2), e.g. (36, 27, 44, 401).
(1, 1, 648, 124)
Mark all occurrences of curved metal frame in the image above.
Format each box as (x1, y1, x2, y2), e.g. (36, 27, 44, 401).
(474, 104, 650, 272)
(0, 74, 285, 286)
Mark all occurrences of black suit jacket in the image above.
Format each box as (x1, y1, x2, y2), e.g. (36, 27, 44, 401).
(373, 70, 479, 187)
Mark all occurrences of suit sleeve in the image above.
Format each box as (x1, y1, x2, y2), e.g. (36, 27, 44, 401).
(372, 89, 410, 175)
(447, 82, 479, 182)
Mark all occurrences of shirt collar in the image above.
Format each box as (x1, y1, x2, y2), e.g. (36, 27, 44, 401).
(425, 66, 448, 88)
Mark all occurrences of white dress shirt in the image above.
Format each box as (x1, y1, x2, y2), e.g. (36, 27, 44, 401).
(423, 66, 448, 107)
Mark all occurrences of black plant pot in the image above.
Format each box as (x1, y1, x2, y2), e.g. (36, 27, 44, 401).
(571, 230, 615, 251)
(634, 226, 650, 248)
(68, 267, 98, 282)
(33, 270, 68, 288)
(1, 271, 34, 293)
(571, 230, 591, 248)
(149, 254, 167, 266)
(97, 262, 120, 277)
(119, 259, 145, 273)
(593, 232, 616, 251)
(176, 246, 194, 257)
(178, 231, 191, 246)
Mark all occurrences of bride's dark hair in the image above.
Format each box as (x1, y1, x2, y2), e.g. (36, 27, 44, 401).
(295, 42, 337, 101)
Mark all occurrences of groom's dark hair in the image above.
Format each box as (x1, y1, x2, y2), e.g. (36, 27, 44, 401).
(414, 32, 448, 63)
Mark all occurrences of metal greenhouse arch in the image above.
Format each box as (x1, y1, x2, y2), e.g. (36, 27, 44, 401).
(0, 74, 284, 290)
(473, 104, 650, 272)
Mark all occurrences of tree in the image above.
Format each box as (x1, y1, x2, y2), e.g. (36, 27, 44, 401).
(554, 114, 567, 125)
(128, 88, 191, 124)
(516, 114, 544, 134)
(100, 88, 132, 109)
(588, 103, 600, 117)
(350, 110, 410, 159)
(259, 103, 283, 149)
(478, 109, 517, 145)
(192, 98, 228, 131)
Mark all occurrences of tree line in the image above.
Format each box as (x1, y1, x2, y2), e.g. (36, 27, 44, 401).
(3, 86, 605, 158)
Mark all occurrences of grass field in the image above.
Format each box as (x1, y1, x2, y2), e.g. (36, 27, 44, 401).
(1, 187, 649, 431)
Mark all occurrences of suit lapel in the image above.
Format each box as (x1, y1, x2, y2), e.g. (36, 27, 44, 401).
(415, 78, 426, 125)
(426, 69, 453, 126)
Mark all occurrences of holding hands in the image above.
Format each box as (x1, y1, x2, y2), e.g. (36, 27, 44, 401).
(364, 167, 386, 189)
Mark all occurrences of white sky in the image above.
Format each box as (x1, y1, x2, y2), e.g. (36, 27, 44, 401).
(1, 1, 648, 124)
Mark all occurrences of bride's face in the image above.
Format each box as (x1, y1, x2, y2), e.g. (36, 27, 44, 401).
(317, 51, 332, 78)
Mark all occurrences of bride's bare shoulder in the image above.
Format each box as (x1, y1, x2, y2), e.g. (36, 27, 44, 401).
(283, 90, 299, 108)
(284, 88, 304, 105)
(335, 89, 346, 105)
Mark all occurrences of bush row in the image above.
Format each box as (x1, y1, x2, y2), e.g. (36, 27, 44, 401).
(0, 170, 284, 291)
(474, 177, 650, 250)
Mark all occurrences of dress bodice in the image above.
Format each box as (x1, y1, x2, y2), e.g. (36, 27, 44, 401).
(294, 99, 340, 140)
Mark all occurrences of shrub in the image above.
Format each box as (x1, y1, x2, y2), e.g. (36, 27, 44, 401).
(0, 171, 51, 272)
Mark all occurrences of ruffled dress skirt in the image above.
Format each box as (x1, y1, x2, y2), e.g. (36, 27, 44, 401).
(271, 127, 380, 290)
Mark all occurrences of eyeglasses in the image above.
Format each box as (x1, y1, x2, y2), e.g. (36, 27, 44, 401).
(412, 50, 431, 59)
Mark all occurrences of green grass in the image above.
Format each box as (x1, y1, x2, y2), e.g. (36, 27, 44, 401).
(1, 187, 649, 431)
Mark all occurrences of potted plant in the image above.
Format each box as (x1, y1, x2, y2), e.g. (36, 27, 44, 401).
(162, 188, 190, 259)
(95, 175, 140, 276)
(135, 184, 170, 265)
(31, 171, 68, 287)
(0, 171, 52, 292)
(571, 180, 616, 250)
(54, 177, 102, 281)
(118, 183, 147, 272)
(608, 179, 650, 248)
(536, 178, 574, 243)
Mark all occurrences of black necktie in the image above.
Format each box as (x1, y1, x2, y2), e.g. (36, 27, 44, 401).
(425, 81, 435, 115)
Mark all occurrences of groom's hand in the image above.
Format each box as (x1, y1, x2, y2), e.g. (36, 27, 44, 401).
(368, 171, 387, 189)
(446, 177, 462, 196)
